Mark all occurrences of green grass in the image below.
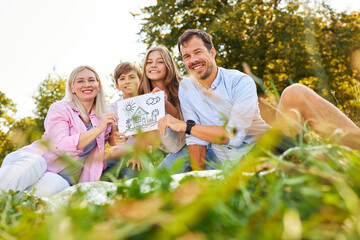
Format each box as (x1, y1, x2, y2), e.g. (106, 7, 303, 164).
(1, 132, 360, 239)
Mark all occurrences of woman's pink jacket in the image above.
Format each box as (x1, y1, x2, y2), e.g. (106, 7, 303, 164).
(20, 101, 111, 182)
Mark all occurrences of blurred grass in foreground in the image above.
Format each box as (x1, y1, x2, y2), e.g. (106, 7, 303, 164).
(1, 130, 360, 239)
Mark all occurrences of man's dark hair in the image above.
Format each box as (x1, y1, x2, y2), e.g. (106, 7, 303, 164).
(177, 29, 214, 54)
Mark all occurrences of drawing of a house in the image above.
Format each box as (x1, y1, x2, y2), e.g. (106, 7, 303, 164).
(124, 105, 161, 134)
(133, 106, 149, 128)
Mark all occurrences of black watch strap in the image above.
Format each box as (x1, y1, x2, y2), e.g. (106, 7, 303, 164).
(185, 120, 196, 135)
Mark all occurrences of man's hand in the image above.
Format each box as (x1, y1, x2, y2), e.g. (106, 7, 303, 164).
(158, 114, 187, 136)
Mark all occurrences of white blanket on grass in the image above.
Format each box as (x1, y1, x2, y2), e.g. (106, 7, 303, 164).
(41, 168, 275, 211)
(41, 170, 224, 211)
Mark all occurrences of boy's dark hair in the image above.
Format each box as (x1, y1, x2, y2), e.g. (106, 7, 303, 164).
(177, 29, 214, 54)
(113, 62, 142, 84)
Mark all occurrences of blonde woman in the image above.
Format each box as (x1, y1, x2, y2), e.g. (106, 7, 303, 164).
(0, 66, 118, 196)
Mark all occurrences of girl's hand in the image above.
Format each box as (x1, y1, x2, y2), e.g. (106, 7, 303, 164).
(98, 112, 118, 132)
(152, 87, 167, 101)
(126, 157, 143, 171)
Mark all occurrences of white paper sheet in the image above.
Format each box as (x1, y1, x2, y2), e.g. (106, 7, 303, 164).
(117, 91, 165, 136)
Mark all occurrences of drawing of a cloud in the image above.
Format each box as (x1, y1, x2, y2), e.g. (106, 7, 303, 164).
(146, 96, 160, 105)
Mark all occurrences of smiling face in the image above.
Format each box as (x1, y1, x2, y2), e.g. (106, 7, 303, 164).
(116, 70, 140, 99)
(145, 50, 167, 83)
(71, 68, 100, 105)
(180, 36, 217, 86)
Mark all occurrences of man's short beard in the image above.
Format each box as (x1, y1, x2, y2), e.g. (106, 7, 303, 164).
(200, 63, 214, 80)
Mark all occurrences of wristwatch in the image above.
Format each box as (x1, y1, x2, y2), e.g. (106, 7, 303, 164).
(185, 120, 196, 135)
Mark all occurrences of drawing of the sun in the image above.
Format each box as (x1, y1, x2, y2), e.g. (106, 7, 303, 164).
(123, 101, 136, 116)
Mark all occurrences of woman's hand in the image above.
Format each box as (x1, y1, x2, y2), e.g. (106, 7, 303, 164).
(78, 112, 118, 150)
(97, 112, 118, 133)
(126, 157, 143, 171)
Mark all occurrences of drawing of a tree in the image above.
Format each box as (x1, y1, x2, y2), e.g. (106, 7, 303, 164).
(151, 109, 159, 122)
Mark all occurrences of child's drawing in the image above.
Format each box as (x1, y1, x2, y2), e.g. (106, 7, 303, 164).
(117, 91, 165, 136)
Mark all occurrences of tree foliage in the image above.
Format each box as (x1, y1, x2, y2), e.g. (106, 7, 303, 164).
(0, 77, 66, 164)
(32, 75, 66, 132)
(139, 0, 360, 120)
(0, 92, 17, 162)
(0, 91, 16, 128)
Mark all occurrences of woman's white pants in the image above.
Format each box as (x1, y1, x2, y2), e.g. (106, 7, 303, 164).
(0, 151, 70, 197)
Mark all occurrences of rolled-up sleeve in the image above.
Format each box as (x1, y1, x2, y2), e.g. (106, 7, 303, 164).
(226, 75, 258, 147)
(44, 103, 83, 156)
(179, 82, 209, 146)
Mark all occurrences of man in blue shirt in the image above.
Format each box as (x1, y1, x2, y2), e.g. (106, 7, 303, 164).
(158, 29, 360, 170)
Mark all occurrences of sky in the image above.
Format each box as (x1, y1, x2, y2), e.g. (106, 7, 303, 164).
(1, 0, 359, 119)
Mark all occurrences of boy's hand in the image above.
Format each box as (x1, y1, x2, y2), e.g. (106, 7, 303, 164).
(126, 157, 143, 171)
(114, 131, 129, 145)
(109, 124, 129, 145)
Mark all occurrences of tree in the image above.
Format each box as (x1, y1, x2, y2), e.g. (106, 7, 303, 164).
(9, 75, 66, 148)
(0, 91, 16, 129)
(8, 117, 43, 148)
(0, 130, 15, 163)
(32, 75, 66, 132)
(0, 92, 17, 163)
(139, 0, 360, 121)
(0, 77, 66, 164)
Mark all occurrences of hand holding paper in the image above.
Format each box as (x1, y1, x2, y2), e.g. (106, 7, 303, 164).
(117, 91, 165, 136)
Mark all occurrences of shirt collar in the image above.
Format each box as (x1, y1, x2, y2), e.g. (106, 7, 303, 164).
(211, 67, 221, 90)
(89, 108, 96, 116)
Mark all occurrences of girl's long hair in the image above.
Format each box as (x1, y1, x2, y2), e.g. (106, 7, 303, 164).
(62, 65, 107, 123)
(138, 45, 182, 110)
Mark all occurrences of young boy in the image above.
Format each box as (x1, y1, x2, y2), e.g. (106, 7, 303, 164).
(109, 62, 142, 119)
(108, 62, 143, 173)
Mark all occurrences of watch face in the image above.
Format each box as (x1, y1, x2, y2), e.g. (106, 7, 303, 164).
(187, 120, 195, 125)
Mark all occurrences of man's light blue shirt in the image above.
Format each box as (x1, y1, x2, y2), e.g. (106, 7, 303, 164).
(179, 67, 270, 163)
